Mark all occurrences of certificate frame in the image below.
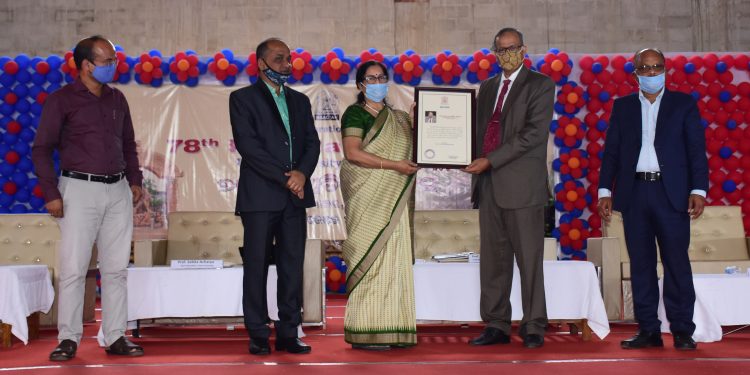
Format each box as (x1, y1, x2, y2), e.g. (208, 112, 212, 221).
(413, 87, 476, 168)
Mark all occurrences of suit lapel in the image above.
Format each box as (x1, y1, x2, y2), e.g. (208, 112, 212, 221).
(256, 81, 286, 131)
(654, 90, 673, 145)
(285, 87, 296, 134)
(500, 66, 529, 122)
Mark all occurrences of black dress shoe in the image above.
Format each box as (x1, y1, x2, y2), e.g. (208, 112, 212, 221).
(620, 331, 663, 349)
(469, 327, 510, 346)
(49, 339, 77, 361)
(523, 334, 544, 348)
(275, 338, 311, 354)
(105, 336, 144, 356)
(249, 338, 271, 355)
(673, 333, 697, 351)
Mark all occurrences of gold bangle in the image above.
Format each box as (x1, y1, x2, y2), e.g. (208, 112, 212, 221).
(380, 160, 383, 169)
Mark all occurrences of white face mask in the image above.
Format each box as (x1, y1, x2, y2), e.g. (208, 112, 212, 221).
(637, 73, 665, 94)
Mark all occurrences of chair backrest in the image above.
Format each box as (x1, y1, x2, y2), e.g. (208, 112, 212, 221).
(413, 210, 481, 260)
(0, 214, 58, 268)
(166, 212, 244, 264)
(602, 205, 750, 262)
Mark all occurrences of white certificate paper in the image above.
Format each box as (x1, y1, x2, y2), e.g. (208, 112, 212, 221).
(414, 87, 475, 168)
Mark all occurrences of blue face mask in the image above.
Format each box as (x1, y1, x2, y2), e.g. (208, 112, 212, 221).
(261, 59, 290, 86)
(637, 73, 665, 95)
(91, 62, 117, 84)
(364, 83, 388, 103)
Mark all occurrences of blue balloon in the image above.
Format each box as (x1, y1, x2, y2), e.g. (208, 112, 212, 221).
(549, 48, 560, 54)
(3, 132, 18, 144)
(722, 180, 737, 193)
(29, 85, 43, 98)
(186, 77, 199, 87)
(30, 196, 45, 209)
(0, 162, 14, 175)
(16, 70, 31, 84)
(12, 84, 28, 98)
(719, 91, 732, 103)
(0, 103, 13, 116)
(691, 91, 701, 101)
(15, 99, 30, 113)
(46, 55, 63, 70)
(0, 193, 13, 206)
(598, 91, 610, 102)
(0, 73, 15, 86)
(591, 62, 603, 74)
(17, 158, 33, 172)
(46, 83, 61, 93)
(14, 188, 30, 203)
(553, 102, 565, 114)
(222, 75, 236, 86)
(17, 113, 32, 127)
(596, 119, 608, 132)
(11, 171, 28, 186)
(31, 103, 43, 115)
(14, 54, 31, 70)
(716, 61, 728, 73)
(623, 61, 635, 74)
(0, 144, 9, 158)
(12, 142, 29, 156)
(727, 119, 737, 130)
(19, 128, 35, 142)
(31, 73, 46, 85)
(10, 204, 28, 213)
(719, 146, 733, 159)
(47, 70, 63, 83)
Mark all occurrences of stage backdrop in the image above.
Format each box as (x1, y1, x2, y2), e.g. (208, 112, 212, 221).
(1, 48, 748, 261)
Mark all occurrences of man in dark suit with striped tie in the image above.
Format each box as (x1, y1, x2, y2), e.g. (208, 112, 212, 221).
(464, 27, 555, 349)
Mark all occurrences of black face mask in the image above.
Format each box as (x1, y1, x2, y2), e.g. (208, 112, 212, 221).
(261, 59, 290, 85)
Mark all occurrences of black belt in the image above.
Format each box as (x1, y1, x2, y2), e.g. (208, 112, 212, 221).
(62, 170, 125, 184)
(635, 171, 661, 181)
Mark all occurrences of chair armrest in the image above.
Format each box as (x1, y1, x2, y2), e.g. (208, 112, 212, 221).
(133, 240, 168, 266)
(587, 237, 622, 320)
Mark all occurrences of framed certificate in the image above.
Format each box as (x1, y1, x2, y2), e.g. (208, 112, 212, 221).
(413, 87, 476, 168)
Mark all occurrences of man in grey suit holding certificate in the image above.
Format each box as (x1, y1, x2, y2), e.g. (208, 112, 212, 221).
(464, 27, 555, 349)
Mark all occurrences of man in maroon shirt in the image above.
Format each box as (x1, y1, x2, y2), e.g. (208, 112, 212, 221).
(32, 35, 144, 361)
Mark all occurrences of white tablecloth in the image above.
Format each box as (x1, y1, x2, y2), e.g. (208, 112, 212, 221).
(127, 266, 279, 320)
(659, 273, 750, 342)
(413, 260, 610, 339)
(0, 265, 54, 344)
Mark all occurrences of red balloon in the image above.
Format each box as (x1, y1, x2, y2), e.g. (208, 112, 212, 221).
(2, 182, 17, 195)
(719, 71, 734, 85)
(32, 185, 43, 198)
(3, 61, 19, 75)
(688, 56, 704, 70)
(706, 139, 723, 154)
(724, 155, 740, 171)
(579, 55, 594, 70)
(708, 155, 723, 170)
(6, 121, 21, 134)
(596, 70, 612, 85)
(728, 171, 743, 184)
(5, 150, 19, 164)
(735, 54, 749, 70)
(703, 69, 718, 83)
(708, 185, 724, 200)
(710, 170, 727, 184)
(672, 55, 687, 70)
(687, 72, 703, 86)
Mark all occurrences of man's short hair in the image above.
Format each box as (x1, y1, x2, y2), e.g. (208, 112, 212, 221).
(256, 38, 286, 61)
(634, 48, 665, 66)
(492, 28, 524, 51)
(73, 35, 110, 70)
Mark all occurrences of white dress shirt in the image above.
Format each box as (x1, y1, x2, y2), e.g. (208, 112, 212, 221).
(492, 66, 522, 111)
(599, 89, 706, 198)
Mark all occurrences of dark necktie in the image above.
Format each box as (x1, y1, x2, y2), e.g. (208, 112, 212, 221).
(481, 79, 512, 156)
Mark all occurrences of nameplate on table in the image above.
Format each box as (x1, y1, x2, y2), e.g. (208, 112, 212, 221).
(170, 259, 224, 269)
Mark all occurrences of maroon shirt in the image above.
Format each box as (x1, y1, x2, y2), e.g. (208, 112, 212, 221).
(31, 79, 143, 203)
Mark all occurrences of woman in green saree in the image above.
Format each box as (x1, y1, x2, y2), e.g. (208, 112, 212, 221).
(340, 61, 419, 350)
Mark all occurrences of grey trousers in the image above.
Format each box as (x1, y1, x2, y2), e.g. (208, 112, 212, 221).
(56, 176, 133, 346)
(477, 174, 547, 336)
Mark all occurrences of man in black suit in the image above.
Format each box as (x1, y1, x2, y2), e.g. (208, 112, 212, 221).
(598, 48, 708, 351)
(229, 38, 320, 355)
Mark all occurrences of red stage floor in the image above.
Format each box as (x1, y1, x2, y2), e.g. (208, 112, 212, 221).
(2, 295, 749, 374)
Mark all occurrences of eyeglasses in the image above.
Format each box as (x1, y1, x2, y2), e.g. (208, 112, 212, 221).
(635, 63, 665, 74)
(493, 45, 524, 55)
(364, 74, 388, 84)
(92, 57, 118, 66)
